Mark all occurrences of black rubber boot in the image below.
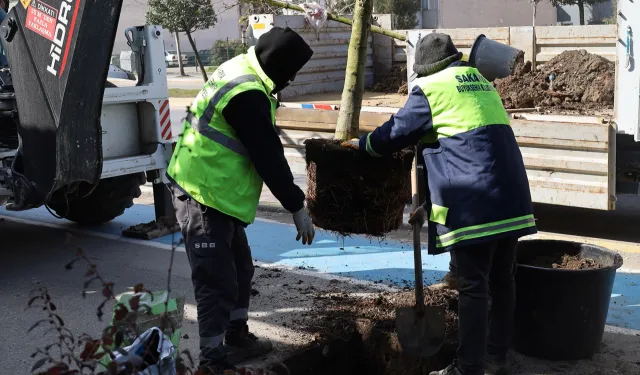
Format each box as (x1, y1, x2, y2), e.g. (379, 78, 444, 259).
(223, 325, 273, 365)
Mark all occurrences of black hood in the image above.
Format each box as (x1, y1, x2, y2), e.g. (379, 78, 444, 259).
(255, 27, 314, 94)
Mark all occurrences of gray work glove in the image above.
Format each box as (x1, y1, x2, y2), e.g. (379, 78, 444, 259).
(408, 206, 427, 228)
(292, 208, 315, 245)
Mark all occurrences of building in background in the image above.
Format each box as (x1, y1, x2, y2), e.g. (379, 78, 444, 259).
(557, 1, 614, 25)
(417, 0, 558, 29)
(115, 0, 242, 57)
(5, 0, 614, 59)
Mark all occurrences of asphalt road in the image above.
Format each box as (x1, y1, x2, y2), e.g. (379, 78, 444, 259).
(167, 66, 209, 90)
(0, 219, 198, 373)
(0, 213, 353, 374)
(1, 206, 639, 374)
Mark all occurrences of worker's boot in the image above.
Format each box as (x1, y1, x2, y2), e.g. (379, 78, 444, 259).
(223, 324, 273, 364)
(428, 362, 464, 375)
(427, 271, 458, 291)
(485, 354, 510, 375)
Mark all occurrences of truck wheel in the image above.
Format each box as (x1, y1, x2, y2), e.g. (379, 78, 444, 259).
(47, 173, 147, 225)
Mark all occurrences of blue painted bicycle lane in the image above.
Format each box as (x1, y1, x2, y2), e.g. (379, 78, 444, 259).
(1, 203, 639, 331)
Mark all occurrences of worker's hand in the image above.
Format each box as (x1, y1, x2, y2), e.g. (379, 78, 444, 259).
(340, 139, 360, 150)
(292, 208, 315, 245)
(408, 206, 427, 228)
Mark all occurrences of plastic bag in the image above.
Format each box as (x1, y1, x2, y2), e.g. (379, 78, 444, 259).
(99, 291, 185, 372)
(301, 2, 328, 36)
(113, 327, 177, 375)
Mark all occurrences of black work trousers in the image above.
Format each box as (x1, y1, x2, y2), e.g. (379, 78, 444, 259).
(171, 186, 255, 365)
(449, 237, 518, 375)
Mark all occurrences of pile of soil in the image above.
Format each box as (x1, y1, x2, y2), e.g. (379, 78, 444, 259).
(528, 253, 603, 270)
(310, 289, 459, 341)
(293, 289, 459, 375)
(494, 50, 615, 114)
(304, 139, 414, 237)
(371, 65, 409, 95)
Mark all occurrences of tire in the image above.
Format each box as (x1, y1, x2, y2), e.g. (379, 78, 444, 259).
(47, 173, 147, 225)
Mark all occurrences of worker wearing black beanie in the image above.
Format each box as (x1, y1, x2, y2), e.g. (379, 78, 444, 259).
(167, 26, 315, 375)
(255, 26, 314, 93)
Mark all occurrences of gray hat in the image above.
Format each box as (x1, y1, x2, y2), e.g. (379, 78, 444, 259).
(411, 33, 462, 80)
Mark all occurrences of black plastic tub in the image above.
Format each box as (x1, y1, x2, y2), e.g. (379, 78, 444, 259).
(513, 239, 623, 360)
(469, 34, 524, 82)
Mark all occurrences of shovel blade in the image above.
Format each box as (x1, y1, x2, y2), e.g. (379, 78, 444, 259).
(395, 305, 446, 358)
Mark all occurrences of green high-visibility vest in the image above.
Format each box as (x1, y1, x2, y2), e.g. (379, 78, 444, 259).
(415, 66, 511, 143)
(166, 47, 277, 224)
(414, 66, 535, 250)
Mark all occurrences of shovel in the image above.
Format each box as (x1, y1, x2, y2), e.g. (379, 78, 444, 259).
(395, 149, 446, 358)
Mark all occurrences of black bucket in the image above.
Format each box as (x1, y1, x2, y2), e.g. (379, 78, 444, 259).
(513, 240, 623, 360)
(469, 34, 524, 82)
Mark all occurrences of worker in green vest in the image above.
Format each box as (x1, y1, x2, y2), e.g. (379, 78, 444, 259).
(166, 27, 315, 374)
(349, 33, 536, 375)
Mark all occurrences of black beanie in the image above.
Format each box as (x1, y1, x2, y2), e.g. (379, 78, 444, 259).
(413, 33, 462, 78)
(255, 27, 314, 91)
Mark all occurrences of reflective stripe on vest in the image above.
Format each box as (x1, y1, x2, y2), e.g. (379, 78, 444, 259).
(187, 112, 249, 157)
(415, 66, 510, 143)
(435, 214, 535, 249)
(415, 67, 535, 248)
(191, 74, 259, 157)
(167, 47, 277, 224)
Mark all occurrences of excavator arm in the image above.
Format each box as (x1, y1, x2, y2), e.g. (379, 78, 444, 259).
(0, 0, 123, 210)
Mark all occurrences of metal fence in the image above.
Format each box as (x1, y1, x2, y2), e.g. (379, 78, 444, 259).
(111, 38, 248, 70)
(187, 39, 248, 67)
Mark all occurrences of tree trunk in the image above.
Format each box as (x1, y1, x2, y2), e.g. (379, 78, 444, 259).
(578, 0, 586, 25)
(186, 31, 208, 82)
(532, 2, 537, 28)
(531, 2, 537, 70)
(174, 32, 186, 76)
(335, 0, 374, 140)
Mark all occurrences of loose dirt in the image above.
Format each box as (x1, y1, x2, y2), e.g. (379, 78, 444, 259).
(309, 289, 459, 342)
(371, 65, 409, 95)
(494, 50, 615, 115)
(304, 139, 414, 236)
(268, 289, 460, 375)
(527, 253, 603, 270)
(553, 254, 603, 270)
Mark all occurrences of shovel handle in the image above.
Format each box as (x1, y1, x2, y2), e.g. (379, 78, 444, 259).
(413, 221, 425, 313)
(410, 149, 425, 312)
